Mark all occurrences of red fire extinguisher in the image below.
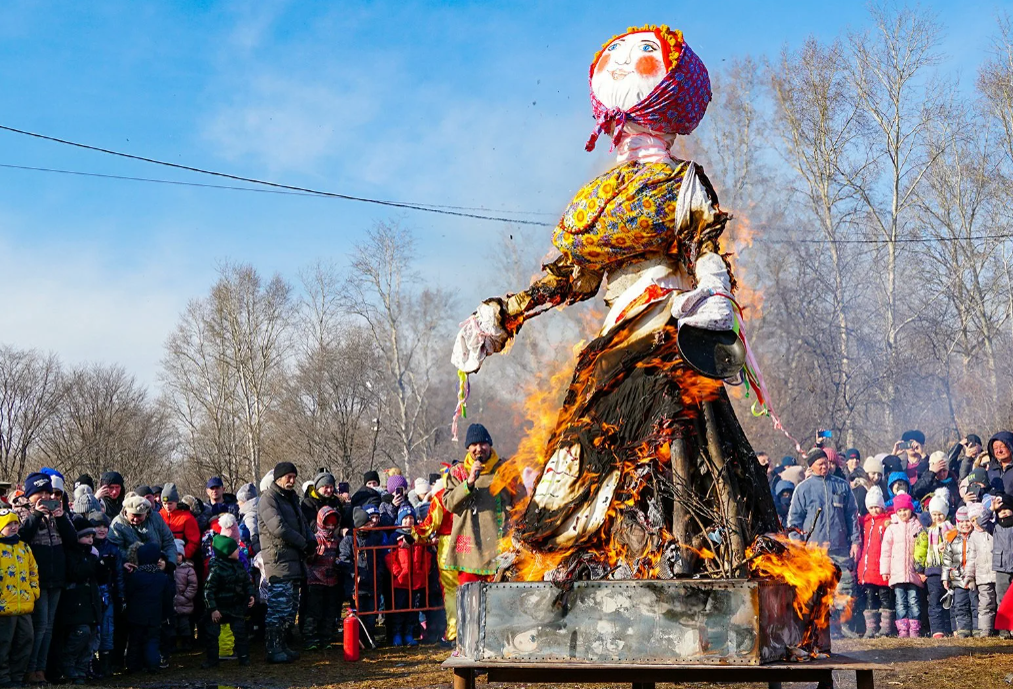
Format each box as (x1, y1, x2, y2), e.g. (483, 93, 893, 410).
(343, 611, 361, 662)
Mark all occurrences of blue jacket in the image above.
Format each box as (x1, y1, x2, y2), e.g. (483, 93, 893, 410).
(786, 473, 859, 557)
(124, 568, 174, 627)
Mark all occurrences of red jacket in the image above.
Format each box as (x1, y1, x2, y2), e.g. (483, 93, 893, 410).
(385, 540, 432, 591)
(858, 512, 890, 587)
(161, 507, 201, 560)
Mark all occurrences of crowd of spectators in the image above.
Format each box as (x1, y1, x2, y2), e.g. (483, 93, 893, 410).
(0, 421, 505, 686)
(761, 430, 1013, 639)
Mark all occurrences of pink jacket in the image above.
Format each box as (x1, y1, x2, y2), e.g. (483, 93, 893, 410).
(880, 516, 924, 587)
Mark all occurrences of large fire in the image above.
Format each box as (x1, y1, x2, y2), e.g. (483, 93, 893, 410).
(747, 534, 841, 653)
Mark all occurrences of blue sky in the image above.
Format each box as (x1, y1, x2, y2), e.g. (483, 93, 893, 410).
(0, 0, 1004, 385)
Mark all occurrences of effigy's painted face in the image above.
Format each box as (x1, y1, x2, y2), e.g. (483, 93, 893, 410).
(591, 31, 667, 111)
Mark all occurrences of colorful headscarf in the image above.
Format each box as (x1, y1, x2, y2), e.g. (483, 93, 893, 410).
(585, 25, 711, 152)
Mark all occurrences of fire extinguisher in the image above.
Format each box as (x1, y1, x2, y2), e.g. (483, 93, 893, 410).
(343, 611, 361, 662)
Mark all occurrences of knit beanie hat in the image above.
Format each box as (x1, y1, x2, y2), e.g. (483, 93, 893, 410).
(844, 448, 861, 461)
(352, 507, 369, 528)
(863, 455, 885, 475)
(928, 451, 948, 472)
(414, 478, 431, 496)
(212, 534, 238, 558)
(363, 470, 380, 486)
(968, 502, 984, 520)
(314, 472, 336, 491)
(893, 493, 915, 511)
(174, 538, 185, 555)
(387, 474, 409, 494)
(397, 504, 416, 523)
(805, 448, 827, 467)
(882, 455, 903, 475)
(73, 515, 96, 538)
(100, 471, 124, 487)
(236, 483, 257, 503)
(780, 456, 796, 467)
(137, 542, 161, 566)
(88, 511, 111, 528)
(134, 484, 153, 498)
(161, 483, 180, 503)
(967, 434, 983, 446)
(123, 494, 151, 516)
(0, 509, 19, 533)
(76, 474, 94, 489)
(955, 506, 970, 522)
(465, 423, 493, 447)
(928, 490, 949, 517)
(24, 472, 52, 499)
(865, 487, 886, 511)
(72, 485, 101, 515)
(273, 462, 298, 480)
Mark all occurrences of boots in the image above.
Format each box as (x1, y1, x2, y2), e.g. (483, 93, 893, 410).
(896, 618, 910, 638)
(878, 609, 895, 637)
(908, 619, 921, 638)
(862, 610, 879, 638)
(281, 623, 300, 661)
(265, 629, 291, 664)
(303, 617, 320, 651)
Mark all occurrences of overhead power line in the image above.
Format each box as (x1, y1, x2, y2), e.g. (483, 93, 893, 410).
(0, 124, 556, 226)
(2, 123, 1013, 245)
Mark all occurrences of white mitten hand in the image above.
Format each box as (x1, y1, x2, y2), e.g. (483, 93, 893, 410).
(451, 300, 509, 373)
(672, 252, 734, 332)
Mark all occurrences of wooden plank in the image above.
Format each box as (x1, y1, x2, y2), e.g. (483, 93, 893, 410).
(486, 667, 836, 684)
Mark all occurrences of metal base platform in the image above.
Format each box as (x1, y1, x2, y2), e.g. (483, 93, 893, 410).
(443, 654, 883, 689)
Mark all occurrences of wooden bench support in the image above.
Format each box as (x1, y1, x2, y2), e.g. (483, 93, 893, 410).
(444, 654, 884, 689)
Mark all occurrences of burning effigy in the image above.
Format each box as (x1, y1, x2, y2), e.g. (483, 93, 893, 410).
(452, 25, 838, 662)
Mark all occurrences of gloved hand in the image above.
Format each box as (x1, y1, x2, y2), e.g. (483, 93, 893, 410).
(451, 299, 509, 373)
(303, 536, 318, 557)
(671, 252, 734, 331)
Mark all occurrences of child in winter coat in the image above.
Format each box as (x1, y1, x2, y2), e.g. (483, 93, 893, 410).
(124, 542, 174, 673)
(880, 493, 924, 638)
(942, 506, 976, 637)
(384, 506, 432, 647)
(858, 487, 893, 637)
(304, 506, 342, 650)
(339, 505, 386, 647)
(968, 502, 997, 635)
(89, 510, 122, 678)
(60, 517, 107, 684)
(915, 490, 954, 638)
(0, 508, 39, 687)
(173, 540, 197, 650)
(203, 535, 255, 668)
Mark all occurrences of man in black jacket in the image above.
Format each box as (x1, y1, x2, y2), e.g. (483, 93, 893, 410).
(20, 472, 78, 684)
(258, 462, 314, 664)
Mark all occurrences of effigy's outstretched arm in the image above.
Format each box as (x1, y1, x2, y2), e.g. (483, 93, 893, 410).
(451, 255, 603, 373)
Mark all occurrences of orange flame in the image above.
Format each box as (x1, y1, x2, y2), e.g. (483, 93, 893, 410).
(747, 535, 840, 652)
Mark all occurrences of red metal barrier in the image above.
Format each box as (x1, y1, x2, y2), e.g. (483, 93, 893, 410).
(351, 524, 445, 614)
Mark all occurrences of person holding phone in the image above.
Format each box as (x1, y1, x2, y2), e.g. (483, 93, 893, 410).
(19, 471, 78, 685)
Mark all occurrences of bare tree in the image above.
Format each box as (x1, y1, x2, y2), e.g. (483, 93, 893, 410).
(345, 220, 455, 476)
(161, 263, 294, 486)
(40, 363, 175, 485)
(0, 346, 61, 482)
(846, 5, 944, 429)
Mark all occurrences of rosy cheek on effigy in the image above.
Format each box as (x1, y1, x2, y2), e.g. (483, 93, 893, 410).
(636, 54, 662, 77)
